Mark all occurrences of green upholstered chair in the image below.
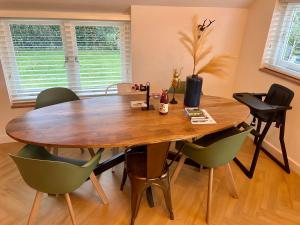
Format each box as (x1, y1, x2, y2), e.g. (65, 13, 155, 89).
(35, 87, 95, 157)
(9, 144, 108, 225)
(171, 123, 252, 225)
(168, 81, 186, 94)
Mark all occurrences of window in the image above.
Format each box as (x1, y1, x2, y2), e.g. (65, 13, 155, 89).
(262, 1, 300, 79)
(0, 20, 131, 104)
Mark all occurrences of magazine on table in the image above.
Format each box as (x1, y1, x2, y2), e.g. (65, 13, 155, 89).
(185, 107, 216, 124)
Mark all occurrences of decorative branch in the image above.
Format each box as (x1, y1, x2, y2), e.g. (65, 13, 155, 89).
(179, 16, 234, 77)
(198, 19, 216, 32)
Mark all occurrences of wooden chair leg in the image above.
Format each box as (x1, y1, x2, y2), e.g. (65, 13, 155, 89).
(53, 147, 58, 156)
(206, 168, 214, 225)
(64, 193, 77, 225)
(27, 191, 43, 225)
(89, 172, 109, 205)
(225, 163, 239, 199)
(171, 155, 186, 185)
(80, 148, 85, 154)
(88, 148, 95, 157)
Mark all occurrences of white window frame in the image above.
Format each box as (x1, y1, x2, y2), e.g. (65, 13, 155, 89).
(0, 19, 131, 104)
(262, 1, 300, 79)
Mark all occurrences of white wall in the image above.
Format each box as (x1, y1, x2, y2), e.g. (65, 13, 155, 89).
(131, 5, 248, 96)
(234, 0, 300, 172)
(0, 66, 29, 143)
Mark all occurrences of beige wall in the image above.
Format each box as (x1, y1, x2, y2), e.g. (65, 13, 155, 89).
(234, 0, 300, 170)
(0, 66, 30, 142)
(131, 5, 248, 95)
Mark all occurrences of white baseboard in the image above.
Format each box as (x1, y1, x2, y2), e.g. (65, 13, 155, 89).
(0, 135, 16, 144)
(262, 140, 300, 175)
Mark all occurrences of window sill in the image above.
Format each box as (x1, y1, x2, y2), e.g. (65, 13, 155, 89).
(259, 67, 300, 85)
(11, 101, 35, 109)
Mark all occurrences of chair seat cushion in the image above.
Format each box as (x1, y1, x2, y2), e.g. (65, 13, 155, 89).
(18, 145, 87, 166)
(176, 126, 242, 150)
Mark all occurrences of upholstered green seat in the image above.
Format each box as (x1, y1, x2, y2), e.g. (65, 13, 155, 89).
(172, 123, 252, 225)
(9, 144, 108, 225)
(35, 87, 79, 109)
(34, 87, 95, 157)
(168, 81, 186, 94)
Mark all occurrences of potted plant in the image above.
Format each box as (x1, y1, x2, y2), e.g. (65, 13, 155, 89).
(179, 16, 233, 107)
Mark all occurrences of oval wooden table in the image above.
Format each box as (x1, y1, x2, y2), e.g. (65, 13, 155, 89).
(6, 94, 249, 175)
(6, 94, 249, 207)
(6, 95, 249, 149)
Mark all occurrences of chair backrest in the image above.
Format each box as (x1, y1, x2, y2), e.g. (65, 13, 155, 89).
(9, 145, 100, 194)
(35, 87, 79, 109)
(182, 125, 252, 168)
(146, 142, 170, 179)
(169, 81, 186, 94)
(264, 83, 294, 107)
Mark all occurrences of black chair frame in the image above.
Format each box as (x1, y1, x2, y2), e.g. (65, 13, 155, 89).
(233, 84, 294, 179)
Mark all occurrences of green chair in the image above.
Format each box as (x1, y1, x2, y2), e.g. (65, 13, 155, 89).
(168, 81, 186, 94)
(9, 144, 108, 225)
(171, 123, 252, 225)
(35, 87, 95, 157)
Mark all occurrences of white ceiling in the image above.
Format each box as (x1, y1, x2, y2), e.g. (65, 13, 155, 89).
(0, 0, 254, 13)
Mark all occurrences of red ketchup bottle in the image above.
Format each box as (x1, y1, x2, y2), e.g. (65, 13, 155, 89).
(159, 90, 169, 115)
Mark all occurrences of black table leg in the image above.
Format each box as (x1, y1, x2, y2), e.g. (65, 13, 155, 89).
(146, 187, 154, 208)
(93, 152, 125, 176)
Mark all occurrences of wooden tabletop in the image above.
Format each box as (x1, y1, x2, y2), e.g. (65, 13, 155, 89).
(6, 95, 249, 148)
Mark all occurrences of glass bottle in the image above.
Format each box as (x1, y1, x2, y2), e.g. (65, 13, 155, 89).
(159, 89, 169, 115)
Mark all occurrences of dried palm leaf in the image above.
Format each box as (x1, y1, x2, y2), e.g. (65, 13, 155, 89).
(180, 38, 193, 56)
(196, 55, 234, 76)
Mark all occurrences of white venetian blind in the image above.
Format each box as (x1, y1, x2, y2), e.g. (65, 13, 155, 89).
(262, 1, 300, 77)
(0, 20, 131, 104)
(74, 22, 131, 95)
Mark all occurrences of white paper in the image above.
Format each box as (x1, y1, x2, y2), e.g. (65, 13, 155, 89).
(130, 101, 147, 108)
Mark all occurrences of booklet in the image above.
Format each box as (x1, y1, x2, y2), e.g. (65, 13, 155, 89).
(185, 108, 216, 124)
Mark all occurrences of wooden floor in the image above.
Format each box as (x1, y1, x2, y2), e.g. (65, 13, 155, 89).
(0, 139, 300, 225)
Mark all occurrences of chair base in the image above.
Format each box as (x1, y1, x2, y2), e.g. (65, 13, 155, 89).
(234, 120, 290, 179)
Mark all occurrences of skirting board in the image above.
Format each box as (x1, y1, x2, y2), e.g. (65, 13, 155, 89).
(262, 140, 300, 175)
(0, 135, 16, 144)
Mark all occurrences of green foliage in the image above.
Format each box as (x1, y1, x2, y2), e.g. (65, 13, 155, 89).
(284, 11, 300, 61)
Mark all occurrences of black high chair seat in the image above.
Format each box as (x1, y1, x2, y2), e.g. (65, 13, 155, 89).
(233, 83, 294, 178)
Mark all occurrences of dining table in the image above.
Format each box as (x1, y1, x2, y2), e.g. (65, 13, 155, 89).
(5, 94, 249, 206)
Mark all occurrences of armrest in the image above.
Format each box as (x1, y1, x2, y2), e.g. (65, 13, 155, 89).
(271, 105, 292, 111)
(233, 93, 290, 113)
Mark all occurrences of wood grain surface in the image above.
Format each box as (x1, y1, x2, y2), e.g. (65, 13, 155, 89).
(5, 95, 249, 148)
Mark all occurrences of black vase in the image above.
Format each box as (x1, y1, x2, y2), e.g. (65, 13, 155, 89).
(184, 75, 203, 107)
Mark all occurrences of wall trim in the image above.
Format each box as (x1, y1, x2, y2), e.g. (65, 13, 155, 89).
(262, 139, 300, 175)
(0, 10, 130, 21)
(0, 134, 16, 144)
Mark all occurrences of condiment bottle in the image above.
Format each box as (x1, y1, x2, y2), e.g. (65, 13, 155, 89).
(159, 89, 169, 115)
